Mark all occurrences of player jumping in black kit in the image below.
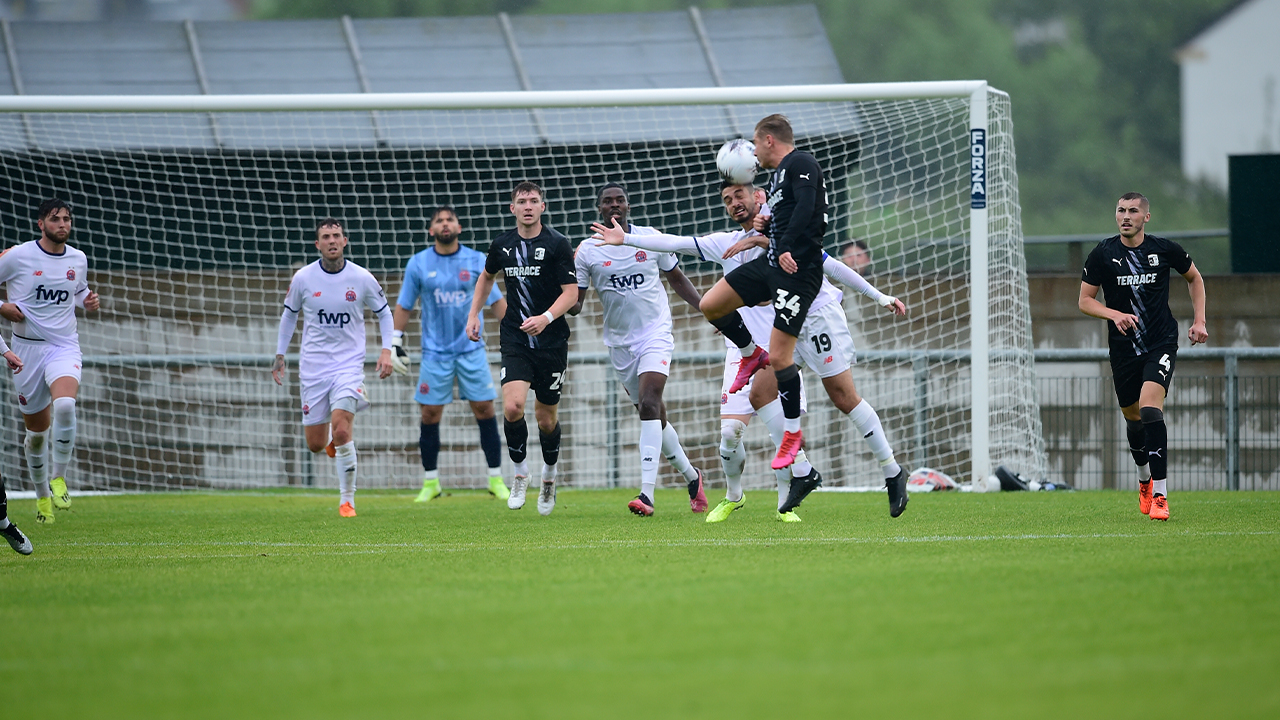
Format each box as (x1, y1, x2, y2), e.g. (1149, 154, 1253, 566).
(467, 181, 578, 517)
(1079, 192, 1208, 521)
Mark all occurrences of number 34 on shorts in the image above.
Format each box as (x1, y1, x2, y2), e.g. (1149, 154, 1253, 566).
(774, 289, 803, 323)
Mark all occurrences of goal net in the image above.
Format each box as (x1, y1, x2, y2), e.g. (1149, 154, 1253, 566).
(0, 83, 1046, 493)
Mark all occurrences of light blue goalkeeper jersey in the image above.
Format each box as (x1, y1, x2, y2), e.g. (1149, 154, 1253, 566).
(397, 244, 502, 355)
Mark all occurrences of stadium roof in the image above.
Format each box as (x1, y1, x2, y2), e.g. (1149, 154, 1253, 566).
(0, 5, 847, 151)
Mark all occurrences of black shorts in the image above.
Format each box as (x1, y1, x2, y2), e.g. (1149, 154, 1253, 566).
(1110, 344, 1177, 408)
(500, 343, 568, 406)
(724, 255, 823, 337)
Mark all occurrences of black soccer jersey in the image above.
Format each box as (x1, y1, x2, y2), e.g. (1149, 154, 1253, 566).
(763, 149, 827, 272)
(1082, 234, 1194, 356)
(485, 225, 577, 349)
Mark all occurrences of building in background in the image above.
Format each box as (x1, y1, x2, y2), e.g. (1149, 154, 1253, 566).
(1178, 0, 1280, 191)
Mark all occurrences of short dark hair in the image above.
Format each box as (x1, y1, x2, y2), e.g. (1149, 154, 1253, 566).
(596, 182, 626, 203)
(719, 179, 755, 192)
(511, 181, 544, 202)
(754, 114, 794, 144)
(38, 197, 71, 221)
(431, 205, 458, 222)
(1118, 191, 1149, 210)
(839, 240, 870, 258)
(316, 217, 344, 237)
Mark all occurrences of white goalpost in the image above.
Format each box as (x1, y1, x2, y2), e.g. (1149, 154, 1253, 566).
(0, 82, 1046, 492)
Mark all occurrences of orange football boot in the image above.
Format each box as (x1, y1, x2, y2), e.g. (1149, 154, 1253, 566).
(339, 502, 357, 518)
(1149, 494, 1169, 521)
(1139, 481, 1153, 515)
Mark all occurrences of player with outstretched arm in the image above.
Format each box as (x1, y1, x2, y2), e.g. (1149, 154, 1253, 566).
(391, 205, 510, 504)
(273, 218, 395, 518)
(466, 182, 578, 516)
(1079, 192, 1207, 521)
(0, 198, 100, 526)
(569, 182, 707, 517)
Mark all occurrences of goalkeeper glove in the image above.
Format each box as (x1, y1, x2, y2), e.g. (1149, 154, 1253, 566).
(391, 331, 410, 375)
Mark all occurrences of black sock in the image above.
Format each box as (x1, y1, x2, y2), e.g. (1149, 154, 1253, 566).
(419, 423, 440, 472)
(709, 311, 754, 350)
(540, 423, 562, 467)
(1, 476, 8, 523)
(775, 363, 802, 419)
(504, 418, 529, 464)
(477, 417, 502, 469)
(1125, 419, 1148, 471)
(1140, 407, 1167, 483)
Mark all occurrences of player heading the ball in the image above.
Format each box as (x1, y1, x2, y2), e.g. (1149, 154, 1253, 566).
(467, 182, 577, 516)
(392, 205, 510, 504)
(0, 198, 100, 526)
(273, 218, 395, 518)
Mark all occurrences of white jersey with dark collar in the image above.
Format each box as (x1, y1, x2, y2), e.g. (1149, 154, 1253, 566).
(575, 224, 679, 349)
(0, 240, 90, 349)
(281, 259, 390, 381)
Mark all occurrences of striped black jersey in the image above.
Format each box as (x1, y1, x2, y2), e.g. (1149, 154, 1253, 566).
(1082, 234, 1193, 356)
(484, 225, 576, 349)
(762, 149, 827, 272)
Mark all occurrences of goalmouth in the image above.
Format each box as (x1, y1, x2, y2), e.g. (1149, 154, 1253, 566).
(0, 82, 1046, 491)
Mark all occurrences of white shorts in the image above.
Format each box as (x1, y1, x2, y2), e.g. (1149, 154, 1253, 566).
(609, 332, 674, 402)
(300, 371, 370, 426)
(719, 347, 808, 417)
(11, 338, 82, 415)
(794, 302, 857, 379)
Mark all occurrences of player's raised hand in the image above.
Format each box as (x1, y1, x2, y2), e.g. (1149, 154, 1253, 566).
(271, 354, 287, 386)
(1111, 311, 1140, 335)
(882, 296, 907, 316)
(0, 302, 25, 323)
(465, 313, 482, 342)
(778, 251, 798, 274)
(376, 349, 394, 379)
(1189, 319, 1208, 345)
(752, 213, 771, 235)
(83, 291, 100, 311)
(590, 218, 626, 246)
(3, 350, 22, 372)
(390, 333, 410, 375)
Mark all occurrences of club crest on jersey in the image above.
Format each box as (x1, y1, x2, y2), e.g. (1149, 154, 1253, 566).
(345, 289, 357, 302)
(419, 382, 429, 394)
(66, 268, 75, 281)
(459, 269, 470, 281)
(1148, 254, 1159, 267)
(721, 392, 728, 405)
(635, 251, 648, 263)
(535, 248, 546, 261)
(302, 404, 310, 415)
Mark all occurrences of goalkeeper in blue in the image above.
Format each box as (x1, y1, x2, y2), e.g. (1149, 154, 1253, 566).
(392, 206, 510, 503)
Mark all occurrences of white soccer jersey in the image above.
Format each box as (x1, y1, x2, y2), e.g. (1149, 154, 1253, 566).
(576, 225, 680, 349)
(0, 240, 90, 349)
(280, 260, 390, 381)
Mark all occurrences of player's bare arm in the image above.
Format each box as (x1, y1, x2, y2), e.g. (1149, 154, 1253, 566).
(490, 297, 507, 322)
(722, 234, 767, 259)
(662, 266, 702, 310)
(520, 283, 577, 336)
(375, 349, 394, 379)
(271, 354, 287, 385)
(467, 269, 499, 341)
(1079, 281, 1139, 333)
(1182, 263, 1208, 345)
(568, 285, 588, 316)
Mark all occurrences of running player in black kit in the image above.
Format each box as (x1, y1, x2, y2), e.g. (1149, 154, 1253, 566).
(1080, 192, 1208, 521)
(467, 181, 578, 516)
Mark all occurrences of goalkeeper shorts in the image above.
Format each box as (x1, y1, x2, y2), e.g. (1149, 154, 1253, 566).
(415, 347, 496, 405)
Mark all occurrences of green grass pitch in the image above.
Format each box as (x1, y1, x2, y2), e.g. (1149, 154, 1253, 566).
(3, 488, 1278, 719)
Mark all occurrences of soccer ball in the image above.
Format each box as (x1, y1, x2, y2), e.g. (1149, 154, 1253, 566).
(716, 139, 759, 184)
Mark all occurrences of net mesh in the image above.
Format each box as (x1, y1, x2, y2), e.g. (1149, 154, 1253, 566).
(0, 90, 1046, 492)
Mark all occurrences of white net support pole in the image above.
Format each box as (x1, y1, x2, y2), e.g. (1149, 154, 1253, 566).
(968, 85, 991, 486)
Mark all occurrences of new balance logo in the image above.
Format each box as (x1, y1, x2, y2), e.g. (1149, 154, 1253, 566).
(32, 270, 42, 276)
(863, 431, 874, 438)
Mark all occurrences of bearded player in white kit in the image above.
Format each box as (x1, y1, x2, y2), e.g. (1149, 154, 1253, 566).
(569, 182, 707, 516)
(0, 198, 100, 526)
(273, 218, 395, 517)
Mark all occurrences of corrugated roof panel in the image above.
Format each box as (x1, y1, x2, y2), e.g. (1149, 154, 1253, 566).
(353, 16, 521, 93)
(703, 7, 844, 87)
(12, 22, 201, 95)
(0, 28, 14, 94)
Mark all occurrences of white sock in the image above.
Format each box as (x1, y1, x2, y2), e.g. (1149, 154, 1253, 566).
(639, 418, 662, 501)
(1153, 479, 1167, 497)
(423, 469, 439, 484)
(513, 460, 530, 478)
(488, 465, 502, 479)
(775, 469, 790, 511)
(848, 400, 901, 479)
(740, 341, 757, 358)
(784, 416, 801, 433)
(0, 517, 9, 529)
(791, 450, 812, 478)
(720, 418, 748, 502)
(759, 399, 786, 447)
(661, 422, 699, 483)
(333, 441, 357, 505)
(25, 430, 50, 499)
(542, 463, 557, 484)
(50, 397, 77, 480)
